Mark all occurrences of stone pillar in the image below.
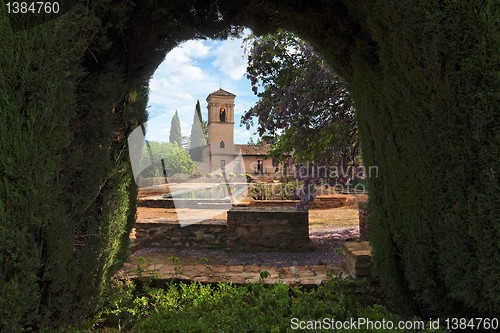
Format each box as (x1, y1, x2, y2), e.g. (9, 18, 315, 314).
(358, 201, 369, 241)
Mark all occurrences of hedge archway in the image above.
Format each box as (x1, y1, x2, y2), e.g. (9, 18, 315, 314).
(0, 0, 498, 330)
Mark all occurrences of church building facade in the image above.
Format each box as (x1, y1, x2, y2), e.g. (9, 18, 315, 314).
(194, 88, 275, 176)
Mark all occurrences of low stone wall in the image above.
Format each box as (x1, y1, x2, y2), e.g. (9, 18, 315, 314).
(358, 201, 368, 241)
(248, 200, 298, 207)
(312, 196, 346, 209)
(133, 221, 227, 249)
(249, 197, 346, 209)
(134, 207, 312, 252)
(227, 207, 311, 251)
(138, 198, 231, 209)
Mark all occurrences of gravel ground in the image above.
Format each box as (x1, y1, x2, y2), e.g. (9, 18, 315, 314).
(133, 227, 359, 267)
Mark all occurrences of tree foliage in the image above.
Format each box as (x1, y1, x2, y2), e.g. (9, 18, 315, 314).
(169, 110, 182, 146)
(140, 141, 196, 177)
(242, 30, 359, 170)
(197, 99, 208, 141)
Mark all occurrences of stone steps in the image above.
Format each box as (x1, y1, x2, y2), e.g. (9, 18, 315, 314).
(342, 241, 371, 278)
(122, 262, 343, 286)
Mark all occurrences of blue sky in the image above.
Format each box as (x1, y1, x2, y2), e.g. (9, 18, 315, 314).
(145, 30, 259, 144)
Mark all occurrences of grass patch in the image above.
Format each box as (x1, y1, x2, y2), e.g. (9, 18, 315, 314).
(308, 208, 359, 229)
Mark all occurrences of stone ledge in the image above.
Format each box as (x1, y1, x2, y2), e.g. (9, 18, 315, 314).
(342, 241, 371, 278)
(248, 200, 299, 207)
(138, 197, 232, 209)
(312, 196, 346, 209)
(134, 207, 313, 252)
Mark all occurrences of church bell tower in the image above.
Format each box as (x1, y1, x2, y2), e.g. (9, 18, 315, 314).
(206, 88, 236, 171)
(206, 88, 235, 145)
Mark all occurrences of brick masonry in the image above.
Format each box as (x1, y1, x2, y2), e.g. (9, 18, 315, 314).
(248, 200, 299, 207)
(248, 197, 346, 209)
(358, 201, 368, 241)
(342, 241, 371, 278)
(227, 207, 312, 251)
(134, 207, 312, 252)
(312, 196, 346, 209)
(133, 221, 227, 250)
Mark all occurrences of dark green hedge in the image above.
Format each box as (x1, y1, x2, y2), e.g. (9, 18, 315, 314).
(0, 9, 84, 330)
(345, 0, 500, 316)
(0, 1, 239, 330)
(0, 3, 146, 331)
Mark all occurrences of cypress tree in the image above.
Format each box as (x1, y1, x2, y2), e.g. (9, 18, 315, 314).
(189, 100, 206, 149)
(169, 110, 182, 146)
(196, 99, 208, 141)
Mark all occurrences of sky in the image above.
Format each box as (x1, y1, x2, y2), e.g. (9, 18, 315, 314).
(144, 30, 259, 144)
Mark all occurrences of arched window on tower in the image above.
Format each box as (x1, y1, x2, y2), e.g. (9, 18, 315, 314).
(220, 141, 225, 149)
(219, 107, 226, 122)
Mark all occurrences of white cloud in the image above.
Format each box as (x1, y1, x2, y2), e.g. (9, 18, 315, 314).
(145, 32, 258, 144)
(171, 40, 210, 59)
(234, 127, 256, 144)
(211, 37, 247, 80)
(149, 40, 214, 107)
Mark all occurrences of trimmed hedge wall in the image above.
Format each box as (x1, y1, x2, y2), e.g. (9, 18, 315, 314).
(0, 1, 241, 330)
(0, 4, 146, 330)
(347, 1, 499, 316)
(0, 9, 86, 330)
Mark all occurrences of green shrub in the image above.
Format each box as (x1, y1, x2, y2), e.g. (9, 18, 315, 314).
(68, 278, 448, 332)
(189, 171, 204, 179)
(0, 8, 92, 331)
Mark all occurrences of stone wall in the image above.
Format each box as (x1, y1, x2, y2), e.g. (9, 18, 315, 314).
(312, 196, 346, 209)
(134, 207, 312, 252)
(248, 200, 298, 207)
(138, 198, 231, 209)
(133, 221, 227, 250)
(249, 197, 346, 209)
(358, 201, 368, 241)
(227, 207, 311, 251)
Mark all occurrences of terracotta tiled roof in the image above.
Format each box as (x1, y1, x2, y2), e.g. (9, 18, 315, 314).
(207, 88, 236, 98)
(235, 144, 271, 156)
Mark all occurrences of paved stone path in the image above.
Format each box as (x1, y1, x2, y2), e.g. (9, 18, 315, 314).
(123, 262, 343, 286)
